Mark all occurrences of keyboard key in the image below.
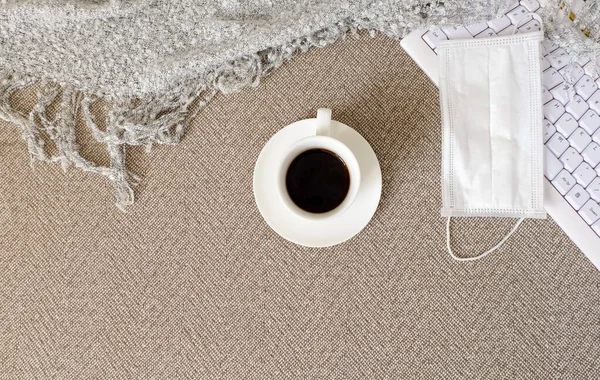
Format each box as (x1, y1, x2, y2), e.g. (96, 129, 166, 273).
(576, 58, 589, 67)
(592, 220, 600, 236)
(560, 147, 584, 172)
(543, 99, 565, 123)
(547, 132, 570, 156)
(542, 68, 564, 89)
(550, 83, 571, 105)
(540, 56, 551, 71)
(521, 0, 541, 12)
(573, 162, 596, 187)
(580, 109, 600, 134)
(539, 41, 545, 55)
(507, 5, 529, 24)
(442, 26, 473, 40)
(588, 91, 600, 114)
(541, 87, 552, 104)
(422, 29, 447, 49)
(566, 184, 590, 210)
(569, 128, 592, 153)
(559, 62, 584, 83)
(543, 118, 556, 143)
(579, 199, 600, 224)
(583, 60, 598, 80)
(542, 39, 560, 55)
(579, 55, 590, 64)
(507, 1, 520, 10)
(587, 177, 600, 202)
(475, 28, 497, 38)
(565, 95, 589, 120)
(575, 75, 599, 100)
(518, 19, 541, 33)
(553, 169, 577, 195)
(497, 26, 516, 36)
(554, 112, 578, 137)
(547, 49, 570, 70)
(466, 22, 488, 36)
(544, 147, 563, 180)
(488, 16, 511, 32)
(594, 129, 600, 144)
(582, 142, 600, 167)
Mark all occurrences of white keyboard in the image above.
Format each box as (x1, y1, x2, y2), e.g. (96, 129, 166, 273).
(401, 0, 600, 269)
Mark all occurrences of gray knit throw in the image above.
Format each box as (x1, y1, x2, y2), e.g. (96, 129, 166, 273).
(0, 0, 593, 209)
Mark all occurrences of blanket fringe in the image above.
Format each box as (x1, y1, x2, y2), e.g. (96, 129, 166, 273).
(0, 2, 598, 210)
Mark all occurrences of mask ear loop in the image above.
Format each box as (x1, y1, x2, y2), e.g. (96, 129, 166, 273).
(445, 15, 537, 261)
(446, 217, 525, 262)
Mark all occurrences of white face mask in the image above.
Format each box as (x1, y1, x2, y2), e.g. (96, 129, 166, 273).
(438, 21, 546, 261)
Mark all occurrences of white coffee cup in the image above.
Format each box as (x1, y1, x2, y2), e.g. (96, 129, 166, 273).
(276, 108, 361, 221)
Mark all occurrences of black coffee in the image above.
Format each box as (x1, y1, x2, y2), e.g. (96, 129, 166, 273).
(285, 149, 350, 213)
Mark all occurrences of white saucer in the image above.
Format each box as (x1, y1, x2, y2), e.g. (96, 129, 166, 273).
(253, 118, 382, 247)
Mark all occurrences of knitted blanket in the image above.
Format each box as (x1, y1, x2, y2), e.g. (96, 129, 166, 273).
(0, 0, 595, 209)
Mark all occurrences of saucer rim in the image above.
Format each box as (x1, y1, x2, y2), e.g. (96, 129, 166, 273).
(253, 118, 381, 247)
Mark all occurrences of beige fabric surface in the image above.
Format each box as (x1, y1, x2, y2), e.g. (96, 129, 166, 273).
(1, 33, 600, 379)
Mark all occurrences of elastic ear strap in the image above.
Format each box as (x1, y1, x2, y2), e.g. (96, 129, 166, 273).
(446, 217, 525, 262)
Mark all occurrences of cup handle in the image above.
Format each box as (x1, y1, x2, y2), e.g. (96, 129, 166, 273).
(315, 108, 332, 137)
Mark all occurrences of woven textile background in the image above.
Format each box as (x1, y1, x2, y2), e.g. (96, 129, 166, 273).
(1, 34, 599, 379)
